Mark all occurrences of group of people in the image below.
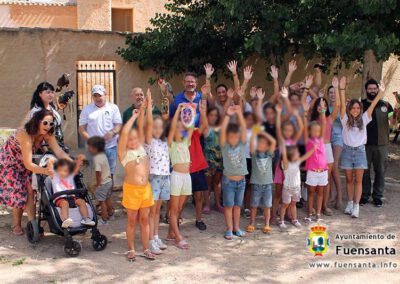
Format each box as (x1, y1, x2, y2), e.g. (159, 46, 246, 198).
(0, 59, 394, 262)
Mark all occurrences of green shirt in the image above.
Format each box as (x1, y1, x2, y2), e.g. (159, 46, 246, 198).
(122, 105, 162, 126)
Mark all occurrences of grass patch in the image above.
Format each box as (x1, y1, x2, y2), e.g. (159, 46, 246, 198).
(12, 257, 26, 266)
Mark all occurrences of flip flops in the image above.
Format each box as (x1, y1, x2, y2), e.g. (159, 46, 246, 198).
(126, 250, 136, 262)
(175, 239, 189, 249)
(12, 226, 24, 236)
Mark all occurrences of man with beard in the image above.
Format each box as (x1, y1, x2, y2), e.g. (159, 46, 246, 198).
(122, 87, 164, 125)
(361, 79, 394, 207)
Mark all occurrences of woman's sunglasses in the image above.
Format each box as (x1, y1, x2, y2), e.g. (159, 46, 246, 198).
(42, 120, 55, 127)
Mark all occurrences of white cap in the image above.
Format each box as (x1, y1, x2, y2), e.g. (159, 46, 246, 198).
(91, 85, 106, 96)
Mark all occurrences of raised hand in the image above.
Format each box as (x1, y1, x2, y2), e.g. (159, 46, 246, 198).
(226, 105, 236, 116)
(158, 78, 167, 93)
(280, 87, 289, 99)
(378, 80, 386, 93)
(249, 86, 257, 99)
(256, 88, 265, 101)
(201, 84, 209, 95)
(226, 60, 238, 75)
(132, 108, 140, 119)
(270, 65, 279, 79)
(276, 104, 282, 114)
(332, 76, 339, 89)
(288, 60, 297, 73)
(204, 63, 214, 79)
(243, 65, 253, 81)
(318, 88, 325, 98)
(340, 76, 347, 90)
(76, 154, 86, 162)
(199, 99, 207, 114)
(236, 87, 245, 98)
(305, 75, 314, 88)
(161, 97, 169, 113)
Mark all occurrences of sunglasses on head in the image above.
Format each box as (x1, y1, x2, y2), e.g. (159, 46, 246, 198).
(42, 120, 55, 127)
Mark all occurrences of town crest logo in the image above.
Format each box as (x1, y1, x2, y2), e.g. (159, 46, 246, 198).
(307, 225, 330, 256)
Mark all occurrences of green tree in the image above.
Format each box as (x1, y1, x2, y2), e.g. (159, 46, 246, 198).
(117, 0, 400, 88)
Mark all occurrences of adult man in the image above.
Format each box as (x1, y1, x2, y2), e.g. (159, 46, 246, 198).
(79, 85, 122, 181)
(122, 87, 166, 125)
(361, 79, 394, 207)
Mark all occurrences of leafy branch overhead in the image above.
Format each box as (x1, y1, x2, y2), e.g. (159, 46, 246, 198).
(117, 0, 400, 79)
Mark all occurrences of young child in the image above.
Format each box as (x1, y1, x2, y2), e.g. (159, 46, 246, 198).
(339, 77, 383, 218)
(304, 101, 327, 223)
(87, 136, 113, 225)
(48, 155, 95, 228)
(167, 103, 194, 249)
(118, 101, 155, 261)
(279, 142, 316, 230)
(220, 105, 248, 240)
(243, 111, 256, 218)
(246, 128, 276, 234)
(143, 92, 169, 254)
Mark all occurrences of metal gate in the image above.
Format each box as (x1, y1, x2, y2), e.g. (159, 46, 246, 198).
(76, 61, 117, 147)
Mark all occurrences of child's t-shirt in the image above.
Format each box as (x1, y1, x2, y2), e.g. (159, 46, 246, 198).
(221, 142, 248, 177)
(169, 137, 191, 166)
(52, 173, 76, 193)
(189, 129, 208, 173)
(144, 138, 170, 176)
(283, 161, 301, 189)
(305, 137, 327, 171)
(93, 153, 112, 185)
(341, 113, 372, 147)
(250, 151, 274, 185)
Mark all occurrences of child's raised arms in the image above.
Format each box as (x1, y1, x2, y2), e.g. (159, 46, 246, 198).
(145, 89, 153, 145)
(118, 109, 140, 162)
(298, 142, 318, 164)
(220, 105, 240, 147)
(329, 77, 341, 123)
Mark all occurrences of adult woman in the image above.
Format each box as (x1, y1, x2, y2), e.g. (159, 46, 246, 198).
(0, 110, 70, 235)
(27, 82, 64, 146)
(328, 85, 343, 209)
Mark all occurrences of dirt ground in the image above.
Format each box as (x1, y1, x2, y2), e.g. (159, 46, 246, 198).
(1, 144, 400, 283)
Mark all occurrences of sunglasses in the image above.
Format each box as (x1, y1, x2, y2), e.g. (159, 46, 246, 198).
(42, 120, 55, 127)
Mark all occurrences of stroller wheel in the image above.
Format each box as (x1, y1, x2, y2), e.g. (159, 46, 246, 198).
(64, 240, 81, 257)
(92, 234, 108, 251)
(26, 220, 40, 244)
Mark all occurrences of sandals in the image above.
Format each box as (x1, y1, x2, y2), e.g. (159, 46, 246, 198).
(322, 207, 333, 216)
(291, 219, 302, 228)
(126, 250, 136, 262)
(304, 215, 313, 223)
(224, 230, 233, 240)
(175, 239, 189, 249)
(246, 224, 256, 233)
(203, 207, 211, 214)
(140, 249, 156, 260)
(315, 214, 323, 223)
(12, 226, 24, 236)
(262, 226, 272, 234)
(233, 229, 246, 237)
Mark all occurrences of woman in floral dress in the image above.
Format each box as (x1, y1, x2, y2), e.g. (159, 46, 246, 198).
(0, 109, 70, 235)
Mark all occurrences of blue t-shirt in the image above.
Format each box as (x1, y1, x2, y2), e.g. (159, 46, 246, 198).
(170, 91, 203, 127)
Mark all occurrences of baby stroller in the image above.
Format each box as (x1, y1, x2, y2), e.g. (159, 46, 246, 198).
(27, 153, 108, 257)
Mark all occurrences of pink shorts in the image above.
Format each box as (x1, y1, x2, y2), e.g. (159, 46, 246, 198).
(273, 163, 284, 184)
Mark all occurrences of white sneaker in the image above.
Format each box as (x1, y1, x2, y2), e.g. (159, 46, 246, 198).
(155, 237, 167, 250)
(351, 204, 359, 218)
(98, 218, 108, 225)
(278, 221, 287, 231)
(61, 218, 73, 229)
(81, 217, 95, 226)
(344, 201, 353, 215)
(149, 240, 162, 255)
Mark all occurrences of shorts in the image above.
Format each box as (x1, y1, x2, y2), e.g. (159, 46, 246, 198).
(122, 183, 154, 210)
(95, 181, 113, 202)
(325, 143, 334, 164)
(331, 127, 343, 147)
(149, 174, 170, 201)
(306, 170, 328, 187)
(170, 171, 192, 196)
(282, 186, 301, 204)
(250, 184, 273, 208)
(55, 196, 78, 207)
(245, 158, 252, 180)
(340, 144, 368, 170)
(190, 170, 208, 192)
(105, 146, 117, 174)
(222, 176, 245, 207)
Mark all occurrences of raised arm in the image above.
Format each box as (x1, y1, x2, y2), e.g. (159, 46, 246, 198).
(255, 88, 265, 124)
(366, 80, 385, 119)
(276, 104, 283, 141)
(220, 106, 235, 147)
(161, 97, 170, 121)
(314, 64, 323, 89)
(72, 154, 85, 176)
(283, 60, 297, 87)
(241, 65, 253, 94)
(320, 105, 327, 140)
(280, 87, 292, 122)
(292, 108, 304, 143)
(269, 65, 280, 104)
(145, 89, 153, 145)
(329, 77, 340, 123)
(158, 78, 174, 103)
(136, 96, 146, 144)
(299, 143, 318, 163)
(118, 109, 140, 161)
(227, 61, 240, 91)
(198, 99, 209, 135)
(204, 63, 215, 105)
(259, 130, 277, 153)
(249, 129, 257, 155)
(167, 103, 183, 146)
(302, 75, 315, 117)
(339, 77, 347, 119)
(303, 109, 309, 144)
(236, 106, 247, 144)
(280, 138, 288, 170)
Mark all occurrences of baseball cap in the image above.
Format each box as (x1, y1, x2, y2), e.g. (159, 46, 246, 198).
(91, 85, 106, 96)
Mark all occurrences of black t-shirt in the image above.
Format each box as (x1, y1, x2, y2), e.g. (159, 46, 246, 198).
(362, 99, 393, 146)
(263, 122, 277, 139)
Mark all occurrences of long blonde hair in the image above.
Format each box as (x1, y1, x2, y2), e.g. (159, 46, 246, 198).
(346, 99, 364, 130)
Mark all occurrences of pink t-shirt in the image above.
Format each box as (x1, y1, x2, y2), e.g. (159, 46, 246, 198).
(305, 138, 327, 171)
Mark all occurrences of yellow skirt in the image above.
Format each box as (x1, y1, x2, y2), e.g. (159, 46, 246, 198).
(121, 183, 154, 210)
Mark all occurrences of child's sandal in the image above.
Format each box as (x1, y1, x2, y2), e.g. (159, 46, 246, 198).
(246, 224, 256, 233)
(233, 229, 246, 237)
(224, 230, 233, 240)
(126, 250, 136, 262)
(262, 226, 272, 234)
(141, 249, 156, 260)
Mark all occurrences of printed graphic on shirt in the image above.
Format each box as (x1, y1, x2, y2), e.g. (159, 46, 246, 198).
(227, 146, 243, 169)
(255, 157, 269, 172)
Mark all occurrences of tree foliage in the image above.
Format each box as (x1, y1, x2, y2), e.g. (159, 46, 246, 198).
(117, 0, 400, 79)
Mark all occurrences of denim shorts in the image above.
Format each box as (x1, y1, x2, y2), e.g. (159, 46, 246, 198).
(222, 176, 245, 207)
(250, 184, 273, 208)
(340, 144, 368, 170)
(105, 146, 117, 174)
(149, 175, 170, 201)
(331, 127, 343, 147)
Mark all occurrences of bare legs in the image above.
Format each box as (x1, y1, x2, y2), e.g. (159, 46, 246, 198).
(344, 169, 364, 204)
(126, 207, 151, 253)
(167, 195, 187, 243)
(331, 145, 343, 208)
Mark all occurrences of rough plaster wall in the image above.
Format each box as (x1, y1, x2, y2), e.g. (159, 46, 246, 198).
(77, 0, 111, 31)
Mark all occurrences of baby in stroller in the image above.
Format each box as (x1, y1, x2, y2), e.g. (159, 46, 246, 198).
(47, 155, 95, 228)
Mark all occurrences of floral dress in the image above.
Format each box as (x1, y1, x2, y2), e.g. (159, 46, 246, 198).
(0, 132, 32, 209)
(204, 128, 223, 176)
